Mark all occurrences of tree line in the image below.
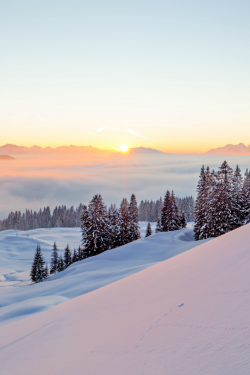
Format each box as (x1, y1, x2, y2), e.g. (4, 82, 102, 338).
(30, 190, 187, 282)
(0, 204, 85, 231)
(194, 161, 250, 240)
(0, 196, 195, 233)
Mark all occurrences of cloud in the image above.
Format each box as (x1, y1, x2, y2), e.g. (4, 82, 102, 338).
(127, 129, 148, 140)
(91, 127, 120, 132)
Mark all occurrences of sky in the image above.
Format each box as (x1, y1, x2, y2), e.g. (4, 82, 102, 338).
(1, 0, 250, 153)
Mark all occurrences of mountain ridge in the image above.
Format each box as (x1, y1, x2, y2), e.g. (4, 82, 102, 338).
(205, 143, 250, 155)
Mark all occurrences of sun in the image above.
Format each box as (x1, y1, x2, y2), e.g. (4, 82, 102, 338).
(120, 145, 129, 152)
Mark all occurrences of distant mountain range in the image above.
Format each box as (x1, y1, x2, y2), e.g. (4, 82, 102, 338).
(205, 143, 250, 155)
(0, 144, 116, 155)
(0, 144, 167, 157)
(0, 155, 15, 161)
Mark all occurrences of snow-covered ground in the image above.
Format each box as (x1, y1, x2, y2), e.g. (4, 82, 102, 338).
(0, 222, 207, 327)
(1, 223, 250, 374)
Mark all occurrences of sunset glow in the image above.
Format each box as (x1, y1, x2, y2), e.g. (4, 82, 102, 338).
(120, 145, 129, 152)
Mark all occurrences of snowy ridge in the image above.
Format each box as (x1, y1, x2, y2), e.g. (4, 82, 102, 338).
(0, 223, 209, 327)
(0, 224, 249, 374)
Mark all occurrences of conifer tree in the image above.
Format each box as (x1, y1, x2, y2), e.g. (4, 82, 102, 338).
(179, 211, 187, 228)
(211, 161, 234, 237)
(58, 255, 64, 272)
(50, 242, 59, 275)
(145, 222, 152, 237)
(119, 198, 131, 245)
(109, 208, 122, 248)
(81, 195, 110, 257)
(77, 245, 85, 260)
(231, 165, 246, 228)
(72, 248, 78, 263)
(155, 217, 162, 233)
(161, 190, 180, 232)
(64, 244, 72, 268)
(44, 263, 49, 278)
(30, 244, 46, 283)
(129, 194, 141, 242)
(194, 166, 210, 240)
(242, 171, 250, 223)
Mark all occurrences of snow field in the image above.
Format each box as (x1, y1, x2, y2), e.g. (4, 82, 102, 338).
(0, 222, 209, 326)
(0, 223, 250, 374)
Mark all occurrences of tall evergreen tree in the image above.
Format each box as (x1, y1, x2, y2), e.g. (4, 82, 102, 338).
(64, 244, 72, 268)
(50, 242, 59, 275)
(72, 248, 78, 263)
(242, 171, 250, 223)
(194, 166, 210, 240)
(180, 211, 187, 228)
(211, 161, 234, 237)
(119, 198, 131, 245)
(129, 194, 141, 242)
(109, 208, 122, 248)
(30, 244, 46, 283)
(231, 165, 246, 228)
(58, 255, 64, 272)
(155, 217, 162, 233)
(145, 222, 152, 237)
(161, 190, 180, 232)
(81, 195, 110, 257)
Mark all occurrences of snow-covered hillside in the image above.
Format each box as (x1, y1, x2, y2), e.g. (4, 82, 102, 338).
(0, 224, 250, 374)
(0, 223, 209, 327)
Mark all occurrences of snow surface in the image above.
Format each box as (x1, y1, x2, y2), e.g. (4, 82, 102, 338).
(0, 222, 209, 327)
(0, 224, 249, 374)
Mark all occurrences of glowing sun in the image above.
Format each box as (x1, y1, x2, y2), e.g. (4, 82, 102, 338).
(120, 145, 129, 152)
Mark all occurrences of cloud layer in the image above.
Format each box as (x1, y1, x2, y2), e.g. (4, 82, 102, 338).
(0, 153, 249, 219)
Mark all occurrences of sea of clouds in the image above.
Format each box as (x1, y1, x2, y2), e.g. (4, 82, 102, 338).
(1, 153, 250, 219)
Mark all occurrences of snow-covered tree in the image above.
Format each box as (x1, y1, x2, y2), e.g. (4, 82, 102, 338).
(30, 244, 46, 283)
(58, 255, 64, 272)
(50, 242, 59, 275)
(81, 195, 110, 257)
(119, 198, 131, 246)
(161, 190, 180, 232)
(129, 194, 141, 242)
(63, 244, 72, 268)
(145, 222, 152, 237)
(179, 211, 187, 228)
(72, 248, 78, 263)
(155, 217, 162, 233)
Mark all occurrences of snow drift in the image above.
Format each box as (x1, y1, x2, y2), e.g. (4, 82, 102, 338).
(0, 223, 209, 326)
(0, 224, 250, 374)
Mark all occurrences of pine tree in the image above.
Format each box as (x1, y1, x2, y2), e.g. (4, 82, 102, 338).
(50, 242, 59, 274)
(119, 198, 131, 245)
(81, 195, 110, 257)
(161, 190, 180, 232)
(194, 166, 210, 240)
(30, 244, 46, 283)
(109, 208, 122, 249)
(72, 248, 78, 263)
(211, 161, 234, 237)
(231, 165, 246, 229)
(129, 194, 141, 242)
(155, 217, 162, 233)
(44, 263, 49, 278)
(58, 255, 64, 272)
(242, 171, 250, 223)
(179, 211, 187, 228)
(64, 244, 72, 268)
(145, 222, 152, 237)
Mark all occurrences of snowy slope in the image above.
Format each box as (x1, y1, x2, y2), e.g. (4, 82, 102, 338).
(0, 224, 250, 374)
(0, 223, 209, 326)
